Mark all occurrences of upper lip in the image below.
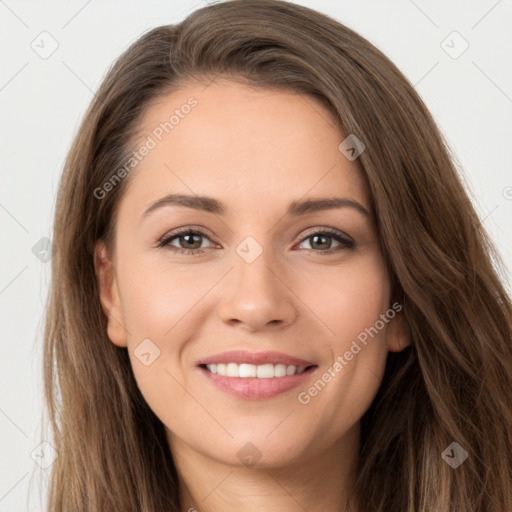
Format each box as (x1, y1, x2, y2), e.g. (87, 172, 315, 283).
(197, 350, 316, 367)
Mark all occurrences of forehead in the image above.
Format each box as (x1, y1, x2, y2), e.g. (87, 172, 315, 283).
(124, 78, 369, 216)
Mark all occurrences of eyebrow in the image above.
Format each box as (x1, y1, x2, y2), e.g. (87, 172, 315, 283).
(141, 193, 369, 219)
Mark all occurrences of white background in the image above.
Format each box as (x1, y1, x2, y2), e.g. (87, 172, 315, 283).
(1, 1, 511, 510)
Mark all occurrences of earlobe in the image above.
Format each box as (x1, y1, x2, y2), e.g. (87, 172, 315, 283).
(94, 241, 128, 347)
(386, 309, 412, 353)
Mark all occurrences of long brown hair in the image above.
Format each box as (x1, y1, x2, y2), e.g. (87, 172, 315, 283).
(42, 1, 512, 510)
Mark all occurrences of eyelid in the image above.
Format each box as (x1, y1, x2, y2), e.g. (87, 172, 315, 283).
(297, 226, 354, 244)
(157, 225, 216, 245)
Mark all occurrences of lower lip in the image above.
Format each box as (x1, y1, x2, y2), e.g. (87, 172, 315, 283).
(198, 365, 317, 400)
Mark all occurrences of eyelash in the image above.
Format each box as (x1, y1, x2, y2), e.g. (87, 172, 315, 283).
(157, 227, 355, 255)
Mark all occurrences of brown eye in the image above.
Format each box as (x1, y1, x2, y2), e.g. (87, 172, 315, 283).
(296, 228, 354, 254)
(158, 229, 214, 254)
(308, 233, 334, 250)
(176, 232, 203, 250)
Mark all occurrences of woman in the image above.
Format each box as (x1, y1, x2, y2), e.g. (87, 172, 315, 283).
(43, 0, 512, 510)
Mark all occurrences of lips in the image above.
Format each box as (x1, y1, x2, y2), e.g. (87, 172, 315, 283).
(197, 349, 318, 400)
(197, 349, 316, 367)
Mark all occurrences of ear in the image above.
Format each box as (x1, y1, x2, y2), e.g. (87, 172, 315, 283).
(94, 241, 128, 347)
(386, 307, 411, 353)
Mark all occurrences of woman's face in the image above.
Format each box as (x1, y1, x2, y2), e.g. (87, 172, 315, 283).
(95, 78, 409, 469)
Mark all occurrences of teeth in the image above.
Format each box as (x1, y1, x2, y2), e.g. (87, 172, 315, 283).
(205, 363, 308, 378)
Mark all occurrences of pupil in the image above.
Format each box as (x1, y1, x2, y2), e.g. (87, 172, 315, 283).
(312, 234, 330, 250)
(182, 233, 200, 249)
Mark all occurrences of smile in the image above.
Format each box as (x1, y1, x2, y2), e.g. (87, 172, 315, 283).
(203, 362, 310, 378)
(198, 363, 318, 400)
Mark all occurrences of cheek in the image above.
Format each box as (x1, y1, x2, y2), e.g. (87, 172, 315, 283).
(300, 253, 391, 346)
(117, 253, 208, 421)
(117, 251, 217, 340)
(296, 253, 391, 413)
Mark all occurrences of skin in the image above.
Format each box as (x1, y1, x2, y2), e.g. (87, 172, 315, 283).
(95, 78, 410, 512)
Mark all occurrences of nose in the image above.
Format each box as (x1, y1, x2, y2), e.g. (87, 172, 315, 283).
(217, 246, 298, 332)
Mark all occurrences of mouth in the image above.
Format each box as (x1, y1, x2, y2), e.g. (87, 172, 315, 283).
(196, 350, 319, 400)
(199, 362, 317, 378)
(198, 364, 318, 400)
